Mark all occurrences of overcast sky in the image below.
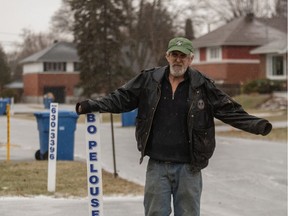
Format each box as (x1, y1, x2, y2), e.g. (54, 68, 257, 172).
(0, 0, 62, 52)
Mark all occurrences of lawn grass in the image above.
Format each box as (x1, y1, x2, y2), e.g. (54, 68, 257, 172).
(216, 127, 287, 142)
(232, 94, 271, 109)
(12, 112, 121, 124)
(0, 161, 144, 197)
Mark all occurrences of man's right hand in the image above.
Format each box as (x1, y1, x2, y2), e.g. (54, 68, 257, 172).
(75, 100, 91, 115)
(77, 105, 82, 113)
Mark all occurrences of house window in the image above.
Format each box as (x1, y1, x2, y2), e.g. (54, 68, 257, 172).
(74, 62, 80, 71)
(44, 62, 66, 72)
(193, 48, 200, 62)
(272, 56, 283, 76)
(267, 54, 286, 79)
(207, 46, 222, 61)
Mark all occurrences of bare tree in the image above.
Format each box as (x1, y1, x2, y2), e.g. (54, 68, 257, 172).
(185, 19, 195, 40)
(205, 0, 275, 22)
(125, 0, 176, 71)
(167, 0, 209, 37)
(8, 29, 58, 81)
(181, 0, 281, 35)
(203, 0, 276, 22)
(16, 29, 55, 57)
(50, 0, 74, 39)
(274, 0, 287, 17)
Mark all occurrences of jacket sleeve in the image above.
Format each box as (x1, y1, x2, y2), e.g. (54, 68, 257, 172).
(205, 81, 272, 136)
(76, 72, 146, 114)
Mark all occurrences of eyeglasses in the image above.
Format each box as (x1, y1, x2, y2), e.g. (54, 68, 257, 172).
(169, 51, 188, 60)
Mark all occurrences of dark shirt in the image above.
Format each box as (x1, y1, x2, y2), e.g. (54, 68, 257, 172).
(145, 69, 190, 163)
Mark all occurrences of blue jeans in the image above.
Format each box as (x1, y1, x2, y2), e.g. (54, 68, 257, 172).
(144, 159, 202, 216)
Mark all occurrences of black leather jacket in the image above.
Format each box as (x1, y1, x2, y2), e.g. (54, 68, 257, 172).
(77, 66, 272, 171)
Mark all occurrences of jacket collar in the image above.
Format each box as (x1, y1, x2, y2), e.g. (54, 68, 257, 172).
(152, 66, 205, 89)
(152, 66, 167, 82)
(187, 67, 206, 89)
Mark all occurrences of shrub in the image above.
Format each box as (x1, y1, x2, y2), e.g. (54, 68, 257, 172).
(0, 89, 21, 102)
(242, 79, 286, 94)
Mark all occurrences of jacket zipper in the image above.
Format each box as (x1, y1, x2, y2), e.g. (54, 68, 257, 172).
(140, 84, 161, 164)
(187, 89, 199, 168)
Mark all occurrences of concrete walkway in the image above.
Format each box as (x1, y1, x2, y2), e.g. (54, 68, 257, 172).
(0, 196, 144, 216)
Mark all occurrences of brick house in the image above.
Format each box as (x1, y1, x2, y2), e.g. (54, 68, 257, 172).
(21, 41, 80, 103)
(250, 37, 287, 81)
(191, 14, 287, 93)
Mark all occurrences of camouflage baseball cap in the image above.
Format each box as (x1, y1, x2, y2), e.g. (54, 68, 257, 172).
(167, 37, 194, 54)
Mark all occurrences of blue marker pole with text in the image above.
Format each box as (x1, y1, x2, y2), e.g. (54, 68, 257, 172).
(85, 113, 104, 216)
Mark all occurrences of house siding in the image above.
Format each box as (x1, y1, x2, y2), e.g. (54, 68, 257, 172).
(23, 74, 40, 96)
(222, 46, 259, 59)
(199, 48, 206, 61)
(258, 55, 267, 78)
(192, 45, 264, 84)
(225, 63, 261, 84)
(192, 64, 228, 81)
(192, 62, 261, 84)
(23, 73, 79, 103)
(23, 63, 43, 74)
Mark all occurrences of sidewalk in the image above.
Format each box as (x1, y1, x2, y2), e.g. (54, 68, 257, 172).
(0, 196, 144, 216)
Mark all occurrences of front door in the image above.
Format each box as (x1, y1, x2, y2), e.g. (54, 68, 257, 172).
(43, 86, 65, 103)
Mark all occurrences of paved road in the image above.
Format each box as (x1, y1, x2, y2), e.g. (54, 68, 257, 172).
(0, 104, 287, 216)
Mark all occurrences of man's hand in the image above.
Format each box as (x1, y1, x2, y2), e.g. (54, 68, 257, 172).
(75, 100, 91, 115)
(77, 105, 82, 113)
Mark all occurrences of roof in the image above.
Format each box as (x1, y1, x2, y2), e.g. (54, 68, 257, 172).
(5, 81, 24, 89)
(20, 41, 79, 64)
(250, 37, 287, 54)
(192, 15, 287, 48)
(258, 16, 287, 33)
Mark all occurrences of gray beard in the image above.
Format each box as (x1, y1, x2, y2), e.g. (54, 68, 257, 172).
(170, 66, 187, 77)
